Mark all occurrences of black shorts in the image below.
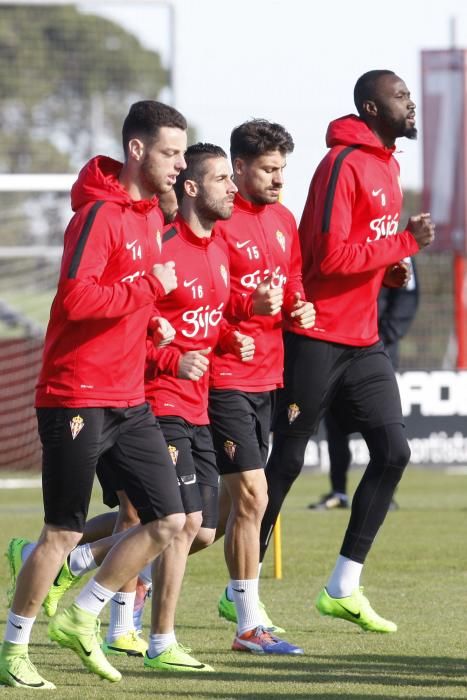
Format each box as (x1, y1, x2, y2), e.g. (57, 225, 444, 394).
(208, 389, 271, 475)
(273, 334, 404, 437)
(158, 417, 219, 529)
(96, 453, 123, 510)
(37, 403, 183, 532)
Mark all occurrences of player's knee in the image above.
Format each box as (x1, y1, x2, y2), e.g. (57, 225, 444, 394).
(147, 512, 185, 542)
(236, 485, 268, 521)
(195, 526, 216, 549)
(367, 425, 411, 470)
(184, 511, 203, 540)
(267, 434, 308, 483)
(40, 526, 82, 555)
(391, 438, 411, 470)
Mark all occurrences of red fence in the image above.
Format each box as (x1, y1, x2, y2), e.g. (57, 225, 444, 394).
(0, 337, 43, 472)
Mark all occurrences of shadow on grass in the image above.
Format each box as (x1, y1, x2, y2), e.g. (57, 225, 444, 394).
(121, 652, 466, 692)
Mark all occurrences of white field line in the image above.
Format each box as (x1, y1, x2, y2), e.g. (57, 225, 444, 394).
(0, 478, 42, 489)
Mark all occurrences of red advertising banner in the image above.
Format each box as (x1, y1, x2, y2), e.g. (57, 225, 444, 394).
(421, 49, 467, 254)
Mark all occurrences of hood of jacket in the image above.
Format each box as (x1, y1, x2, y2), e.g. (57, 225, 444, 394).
(326, 115, 395, 160)
(70, 155, 159, 214)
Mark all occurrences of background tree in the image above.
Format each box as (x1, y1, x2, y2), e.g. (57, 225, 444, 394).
(0, 5, 168, 174)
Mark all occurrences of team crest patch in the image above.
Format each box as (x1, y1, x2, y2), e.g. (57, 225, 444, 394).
(276, 230, 285, 252)
(287, 403, 300, 424)
(220, 264, 228, 287)
(168, 444, 179, 465)
(224, 440, 236, 461)
(156, 230, 162, 252)
(70, 414, 84, 440)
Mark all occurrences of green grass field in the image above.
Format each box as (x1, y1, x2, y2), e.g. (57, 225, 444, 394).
(1, 467, 466, 699)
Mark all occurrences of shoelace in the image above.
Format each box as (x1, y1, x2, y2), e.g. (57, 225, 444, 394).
(253, 626, 277, 644)
(128, 630, 143, 642)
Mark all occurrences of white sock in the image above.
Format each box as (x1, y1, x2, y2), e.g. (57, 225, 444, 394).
(148, 631, 176, 657)
(69, 544, 96, 576)
(21, 543, 36, 563)
(138, 563, 152, 588)
(231, 578, 262, 636)
(4, 612, 35, 645)
(74, 579, 115, 616)
(106, 591, 136, 642)
(226, 582, 234, 600)
(326, 555, 363, 598)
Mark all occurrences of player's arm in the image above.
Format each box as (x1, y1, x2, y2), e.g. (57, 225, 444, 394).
(217, 320, 255, 362)
(60, 205, 173, 321)
(145, 337, 182, 378)
(282, 221, 315, 329)
(307, 161, 431, 277)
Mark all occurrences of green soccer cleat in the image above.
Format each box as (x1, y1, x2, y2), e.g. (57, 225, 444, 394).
(6, 538, 31, 607)
(102, 630, 148, 657)
(48, 604, 121, 682)
(218, 587, 237, 622)
(144, 643, 214, 672)
(315, 586, 397, 633)
(217, 587, 285, 634)
(0, 642, 56, 690)
(42, 558, 80, 618)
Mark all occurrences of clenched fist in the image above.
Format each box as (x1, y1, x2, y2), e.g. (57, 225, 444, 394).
(151, 316, 176, 347)
(252, 275, 283, 316)
(229, 331, 255, 362)
(289, 293, 316, 329)
(153, 260, 177, 294)
(178, 347, 211, 381)
(383, 261, 411, 288)
(407, 213, 435, 250)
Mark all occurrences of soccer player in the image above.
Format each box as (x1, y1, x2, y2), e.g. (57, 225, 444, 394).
(210, 119, 315, 655)
(142, 143, 243, 672)
(259, 70, 435, 632)
(0, 100, 188, 689)
(310, 258, 419, 511)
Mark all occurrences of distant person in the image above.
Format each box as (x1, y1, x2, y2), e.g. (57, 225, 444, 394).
(259, 70, 434, 634)
(311, 258, 419, 510)
(0, 100, 188, 689)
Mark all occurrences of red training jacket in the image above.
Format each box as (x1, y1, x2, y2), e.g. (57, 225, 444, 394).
(36, 155, 165, 408)
(211, 192, 305, 391)
(145, 216, 231, 424)
(296, 115, 419, 346)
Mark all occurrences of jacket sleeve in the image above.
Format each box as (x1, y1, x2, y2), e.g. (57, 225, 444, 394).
(217, 319, 241, 354)
(283, 219, 307, 313)
(225, 292, 254, 322)
(301, 158, 420, 277)
(145, 338, 181, 378)
(60, 204, 165, 321)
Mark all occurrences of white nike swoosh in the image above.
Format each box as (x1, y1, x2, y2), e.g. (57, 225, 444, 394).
(236, 240, 251, 249)
(183, 278, 198, 287)
(126, 239, 137, 249)
(371, 188, 382, 197)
